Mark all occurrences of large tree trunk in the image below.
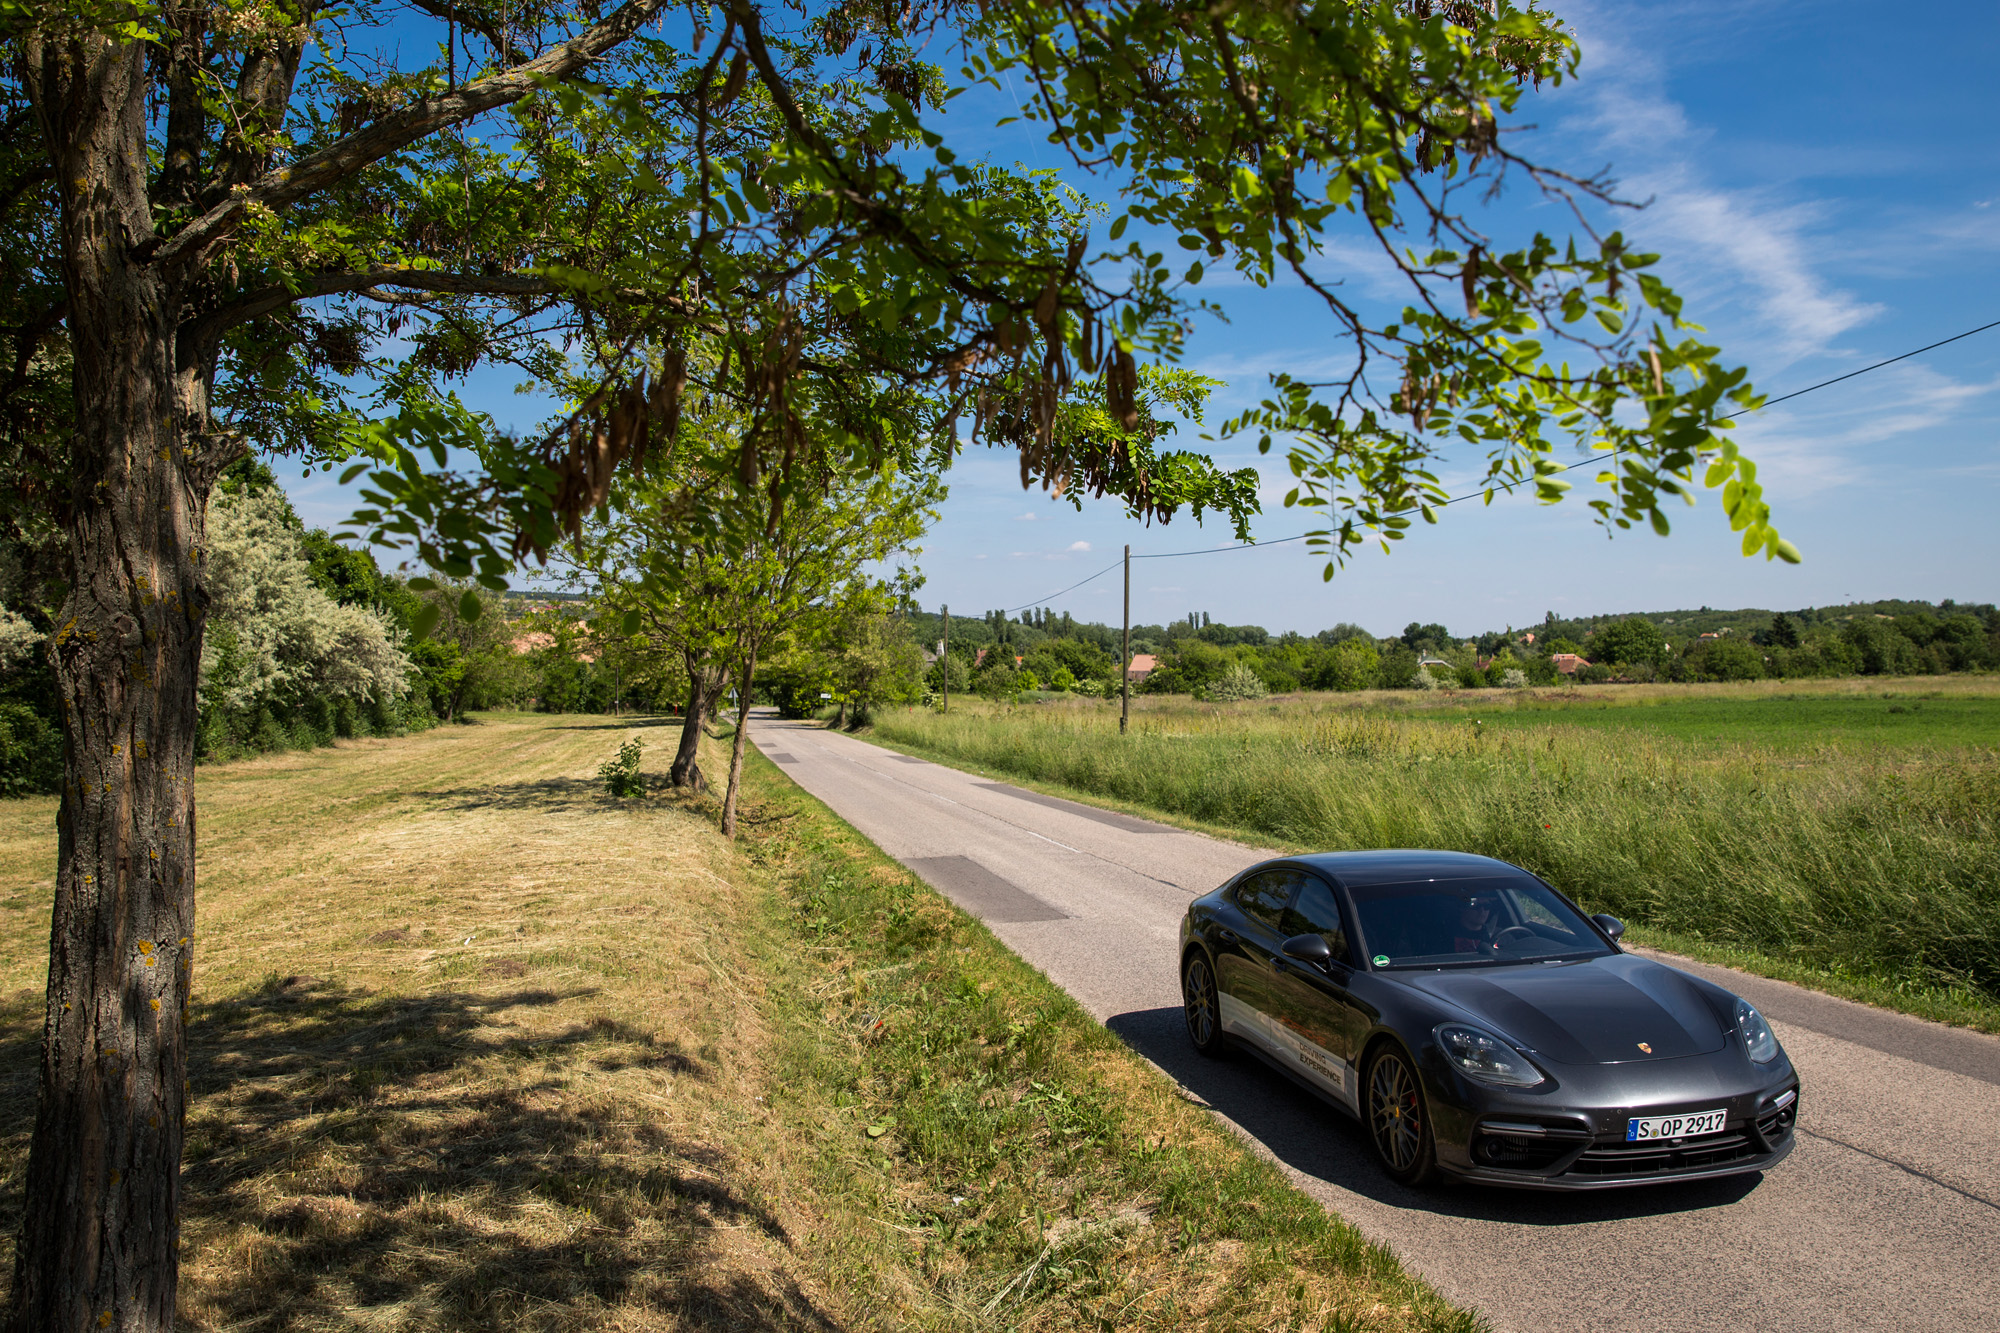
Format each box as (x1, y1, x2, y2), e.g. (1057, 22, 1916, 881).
(719, 642, 759, 837)
(9, 30, 216, 1333)
(670, 659, 720, 790)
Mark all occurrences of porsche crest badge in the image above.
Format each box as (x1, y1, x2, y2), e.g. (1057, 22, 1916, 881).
(1637, 1042, 1653, 1054)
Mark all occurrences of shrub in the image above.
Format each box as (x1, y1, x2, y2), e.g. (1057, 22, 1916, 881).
(1205, 661, 1268, 702)
(1501, 668, 1528, 690)
(598, 736, 648, 798)
(1310, 638, 1380, 691)
(1412, 668, 1445, 691)
(0, 702, 61, 797)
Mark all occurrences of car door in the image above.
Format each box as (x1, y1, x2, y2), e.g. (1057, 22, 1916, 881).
(1265, 873, 1367, 1110)
(1213, 869, 1299, 1050)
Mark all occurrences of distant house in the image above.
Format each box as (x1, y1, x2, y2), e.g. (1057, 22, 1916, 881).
(1518, 631, 1536, 645)
(1551, 653, 1590, 676)
(1125, 653, 1157, 683)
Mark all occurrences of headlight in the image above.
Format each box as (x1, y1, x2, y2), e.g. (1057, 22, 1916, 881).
(1436, 1024, 1546, 1088)
(1736, 999, 1778, 1064)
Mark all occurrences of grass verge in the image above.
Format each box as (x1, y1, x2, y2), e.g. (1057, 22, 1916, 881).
(866, 693, 2000, 1036)
(0, 712, 1479, 1332)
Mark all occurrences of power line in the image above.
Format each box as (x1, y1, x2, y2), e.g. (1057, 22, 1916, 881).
(1001, 559, 1121, 614)
(988, 314, 1999, 613)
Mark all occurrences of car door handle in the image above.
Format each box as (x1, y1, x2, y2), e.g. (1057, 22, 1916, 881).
(1216, 927, 1239, 944)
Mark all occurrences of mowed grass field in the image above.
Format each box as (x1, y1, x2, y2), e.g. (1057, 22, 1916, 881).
(0, 714, 1476, 1333)
(872, 677, 2000, 1032)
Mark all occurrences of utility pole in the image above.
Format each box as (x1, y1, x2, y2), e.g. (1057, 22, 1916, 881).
(941, 604, 949, 715)
(1121, 544, 1131, 735)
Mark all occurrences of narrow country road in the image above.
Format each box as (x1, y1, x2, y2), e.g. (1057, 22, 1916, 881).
(750, 714, 2000, 1333)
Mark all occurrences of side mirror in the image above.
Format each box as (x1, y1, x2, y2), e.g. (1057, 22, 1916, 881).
(1281, 933, 1334, 966)
(1592, 913, 1626, 943)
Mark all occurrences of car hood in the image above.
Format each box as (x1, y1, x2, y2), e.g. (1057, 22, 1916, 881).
(1401, 954, 1730, 1065)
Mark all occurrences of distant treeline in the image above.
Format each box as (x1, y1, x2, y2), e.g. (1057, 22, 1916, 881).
(905, 598, 2000, 700)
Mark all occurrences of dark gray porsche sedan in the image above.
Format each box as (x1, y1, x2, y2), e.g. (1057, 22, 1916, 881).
(1179, 850, 1800, 1189)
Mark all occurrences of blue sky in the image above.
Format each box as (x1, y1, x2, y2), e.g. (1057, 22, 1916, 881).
(288, 0, 2000, 638)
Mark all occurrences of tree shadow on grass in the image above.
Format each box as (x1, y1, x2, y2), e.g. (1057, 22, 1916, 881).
(413, 775, 702, 813)
(0, 978, 842, 1332)
(545, 714, 683, 732)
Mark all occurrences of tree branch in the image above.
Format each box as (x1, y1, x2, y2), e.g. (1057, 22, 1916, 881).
(188, 266, 702, 344)
(148, 0, 673, 273)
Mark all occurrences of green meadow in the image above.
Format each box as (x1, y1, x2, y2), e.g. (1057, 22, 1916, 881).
(871, 677, 2000, 1031)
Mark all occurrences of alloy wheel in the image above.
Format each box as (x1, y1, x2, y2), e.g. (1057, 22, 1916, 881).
(1183, 954, 1219, 1052)
(1369, 1049, 1426, 1173)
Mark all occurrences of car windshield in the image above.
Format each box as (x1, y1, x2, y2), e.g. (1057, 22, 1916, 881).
(1349, 875, 1613, 969)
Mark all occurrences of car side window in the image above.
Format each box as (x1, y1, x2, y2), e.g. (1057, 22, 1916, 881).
(1280, 875, 1352, 963)
(1233, 870, 1296, 930)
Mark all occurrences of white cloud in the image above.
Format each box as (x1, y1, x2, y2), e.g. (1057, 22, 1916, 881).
(1556, 7, 1882, 362)
(1014, 511, 1037, 521)
(1068, 540, 1091, 552)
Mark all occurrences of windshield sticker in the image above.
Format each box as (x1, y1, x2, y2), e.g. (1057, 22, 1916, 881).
(1372, 955, 1390, 967)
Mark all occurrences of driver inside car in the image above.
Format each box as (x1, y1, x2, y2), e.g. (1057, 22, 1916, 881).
(1453, 896, 1500, 953)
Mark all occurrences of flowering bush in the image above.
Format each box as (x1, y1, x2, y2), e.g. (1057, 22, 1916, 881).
(1207, 661, 1270, 702)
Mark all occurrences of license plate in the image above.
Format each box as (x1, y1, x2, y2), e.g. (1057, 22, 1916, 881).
(1626, 1108, 1727, 1141)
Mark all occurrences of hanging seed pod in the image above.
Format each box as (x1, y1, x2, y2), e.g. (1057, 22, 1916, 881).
(1107, 347, 1139, 431)
(586, 426, 616, 510)
(1034, 277, 1060, 342)
(993, 316, 1020, 360)
(604, 383, 637, 477)
(1462, 245, 1483, 317)
(1646, 345, 1665, 397)
(717, 50, 749, 105)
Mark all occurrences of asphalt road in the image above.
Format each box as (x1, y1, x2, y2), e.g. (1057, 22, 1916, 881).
(749, 715, 2000, 1333)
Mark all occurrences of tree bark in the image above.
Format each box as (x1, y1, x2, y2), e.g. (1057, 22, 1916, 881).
(719, 641, 760, 837)
(8, 30, 217, 1333)
(670, 658, 719, 790)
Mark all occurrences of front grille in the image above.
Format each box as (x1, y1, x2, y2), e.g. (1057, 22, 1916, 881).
(1567, 1130, 1761, 1177)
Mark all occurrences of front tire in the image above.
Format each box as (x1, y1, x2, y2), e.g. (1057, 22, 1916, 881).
(1182, 951, 1225, 1057)
(1365, 1045, 1437, 1185)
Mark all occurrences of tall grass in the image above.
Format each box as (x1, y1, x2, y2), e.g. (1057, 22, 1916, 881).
(874, 699, 2000, 1004)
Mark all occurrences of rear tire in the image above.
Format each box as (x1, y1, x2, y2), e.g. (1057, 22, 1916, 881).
(1182, 951, 1225, 1057)
(1365, 1045, 1437, 1186)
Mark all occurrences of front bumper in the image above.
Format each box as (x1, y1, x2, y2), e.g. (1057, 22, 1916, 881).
(1430, 1056, 1801, 1190)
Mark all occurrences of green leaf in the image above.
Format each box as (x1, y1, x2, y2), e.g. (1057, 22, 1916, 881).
(409, 603, 441, 643)
(458, 590, 483, 622)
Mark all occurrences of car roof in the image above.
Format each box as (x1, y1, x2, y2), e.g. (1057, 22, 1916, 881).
(1281, 849, 1528, 887)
